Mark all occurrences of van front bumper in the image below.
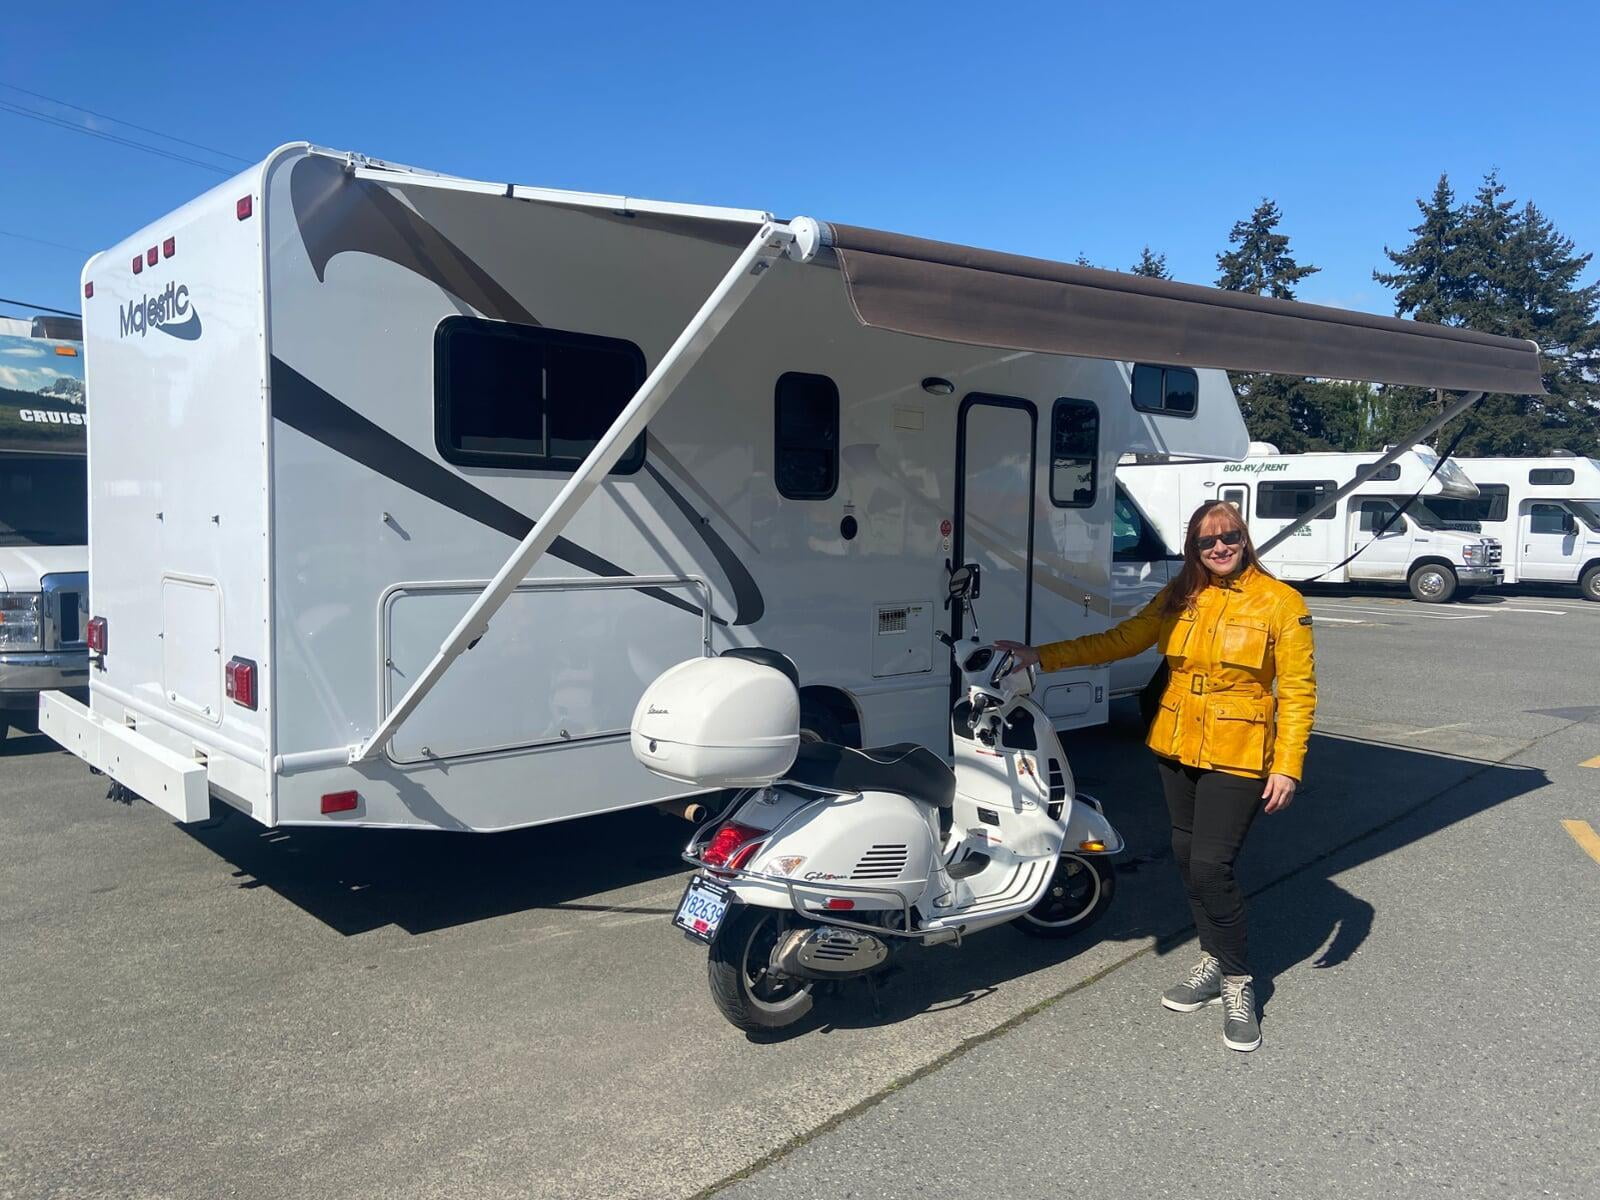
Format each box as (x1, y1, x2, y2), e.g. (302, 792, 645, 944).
(0, 650, 91, 718)
(1458, 567, 1504, 585)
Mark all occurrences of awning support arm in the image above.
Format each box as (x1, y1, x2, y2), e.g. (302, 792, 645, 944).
(349, 221, 802, 764)
(1255, 391, 1483, 556)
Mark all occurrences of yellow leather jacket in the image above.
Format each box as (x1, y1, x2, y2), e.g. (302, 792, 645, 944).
(1038, 566, 1316, 780)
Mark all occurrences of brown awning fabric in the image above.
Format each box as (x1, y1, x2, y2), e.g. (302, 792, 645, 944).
(827, 224, 1546, 395)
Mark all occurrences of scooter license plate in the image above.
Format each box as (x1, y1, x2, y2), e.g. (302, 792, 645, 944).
(673, 876, 732, 944)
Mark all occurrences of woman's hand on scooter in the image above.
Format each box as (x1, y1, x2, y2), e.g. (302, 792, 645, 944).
(993, 641, 1039, 674)
(1261, 773, 1297, 813)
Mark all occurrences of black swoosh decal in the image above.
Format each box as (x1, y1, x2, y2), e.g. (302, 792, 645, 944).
(270, 358, 711, 623)
(643, 461, 763, 625)
(289, 155, 538, 325)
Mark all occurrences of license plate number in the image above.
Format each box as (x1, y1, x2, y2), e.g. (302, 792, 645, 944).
(673, 876, 732, 943)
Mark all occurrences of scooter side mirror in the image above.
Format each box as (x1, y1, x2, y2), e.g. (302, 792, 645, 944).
(947, 562, 981, 600)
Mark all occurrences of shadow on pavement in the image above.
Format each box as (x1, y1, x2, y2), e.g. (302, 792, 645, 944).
(169, 696, 1544, 1033)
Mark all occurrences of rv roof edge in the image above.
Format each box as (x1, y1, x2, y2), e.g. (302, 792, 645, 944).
(347, 220, 799, 764)
(1255, 391, 1484, 556)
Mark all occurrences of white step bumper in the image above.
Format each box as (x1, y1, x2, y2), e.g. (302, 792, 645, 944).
(39, 691, 210, 823)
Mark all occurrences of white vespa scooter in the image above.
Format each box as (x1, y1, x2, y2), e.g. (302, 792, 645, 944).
(631, 566, 1124, 1032)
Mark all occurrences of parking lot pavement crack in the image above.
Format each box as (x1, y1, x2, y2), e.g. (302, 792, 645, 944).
(694, 721, 1570, 1200)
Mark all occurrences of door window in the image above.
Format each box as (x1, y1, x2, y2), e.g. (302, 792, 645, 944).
(1220, 485, 1248, 512)
(1112, 486, 1170, 562)
(1049, 399, 1099, 507)
(1357, 500, 1399, 533)
(774, 372, 840, 500)
(1529, 503, 1572, 535)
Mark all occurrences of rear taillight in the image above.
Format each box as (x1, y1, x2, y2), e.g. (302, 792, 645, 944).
(86, 617, 107, 654)
(702, 822, 765, 871)
(224, 656, 257, 710)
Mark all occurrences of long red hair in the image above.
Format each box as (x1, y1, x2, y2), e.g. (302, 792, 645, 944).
(1163, 500, 1272, 615)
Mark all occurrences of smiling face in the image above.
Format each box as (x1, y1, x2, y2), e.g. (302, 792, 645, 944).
(1195, 505, 1247, 578)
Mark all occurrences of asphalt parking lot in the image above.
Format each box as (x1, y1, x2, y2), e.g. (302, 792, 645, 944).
(3, 583, 1598, 1200)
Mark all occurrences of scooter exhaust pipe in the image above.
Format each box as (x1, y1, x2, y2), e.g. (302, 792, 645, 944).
(654, 798, 710, 823)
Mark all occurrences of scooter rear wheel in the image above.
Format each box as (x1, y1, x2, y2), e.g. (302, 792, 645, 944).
(707, 905, 815, 1032)
(1012, 853, 1115, 939)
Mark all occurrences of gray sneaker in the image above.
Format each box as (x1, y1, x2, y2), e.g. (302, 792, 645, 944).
(1221, 975, 1262, 1051)
(1161, 954, 1222, 1012)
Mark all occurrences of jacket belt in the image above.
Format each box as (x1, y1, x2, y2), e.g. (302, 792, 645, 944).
(1170, 673, 1267, 697)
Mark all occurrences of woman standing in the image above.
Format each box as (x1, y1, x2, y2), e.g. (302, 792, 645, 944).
(998, 500, 1316, 1052)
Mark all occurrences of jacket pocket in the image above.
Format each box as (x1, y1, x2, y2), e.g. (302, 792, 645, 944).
(1219, 617, 1269, 670)
(1158, 611, 1197, 658)
(1204, 696, 1270, 773)
(1146, 693, 1181, 758)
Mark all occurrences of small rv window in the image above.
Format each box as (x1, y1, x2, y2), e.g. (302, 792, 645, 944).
(1050, 399, 1099, 507)
(1256, 480, 1336, 520)
(1529, 467, 1575, 486)
(435, 317, 647, 473)
(774, 372, 839, 500)
(1131, 364, 1199, 417)
(1359, 462, 1402, 482)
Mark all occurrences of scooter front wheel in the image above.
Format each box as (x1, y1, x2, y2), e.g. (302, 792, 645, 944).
(1012, 853, 1116, 939)
(707, 904, 815, 1032)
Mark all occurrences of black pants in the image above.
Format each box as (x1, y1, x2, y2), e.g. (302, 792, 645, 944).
(1155, 757, 1265, 977)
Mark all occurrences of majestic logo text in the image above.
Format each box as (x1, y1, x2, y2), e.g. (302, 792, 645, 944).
(119, 282, 201, 341)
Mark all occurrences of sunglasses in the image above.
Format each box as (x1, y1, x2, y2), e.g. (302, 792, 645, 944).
(1196, 529, 1246, 551)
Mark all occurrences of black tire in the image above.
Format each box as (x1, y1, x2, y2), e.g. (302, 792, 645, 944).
(798, 701, 846, 747)
(707, 905, 815, 1032)
(1407, 563, 1457, 604)
(1581, 565, 1600, 603)
(1012, 853, 1117, 939)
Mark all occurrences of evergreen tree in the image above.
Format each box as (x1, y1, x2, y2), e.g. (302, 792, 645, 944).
(1216, 199, 1320, 299)
(1215, 200, 1322, 449)
(1373, 172, 1600, 456)
(1130, 246, 1170, 279)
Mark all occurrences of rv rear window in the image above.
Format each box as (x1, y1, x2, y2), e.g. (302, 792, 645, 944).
(434, 317, 647, 473)
(1131, 364, 1198, 418)
(1529, 467, 1575, 485)
(774, 372, 839, 500)
(1050, 399, 1099, 507)
(1256, 480, 1336, 520)
(1359, 462, 1401, 482)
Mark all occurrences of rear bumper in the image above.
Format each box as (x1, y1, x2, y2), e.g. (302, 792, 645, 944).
(38, 691, 210, 822)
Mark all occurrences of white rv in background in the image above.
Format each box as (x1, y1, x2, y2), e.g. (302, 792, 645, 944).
(1120, 444, 1505, 603)
(37, 144, 1539, 833)
(0, 319, 89, 740)
(1427, 456, 1600, 600)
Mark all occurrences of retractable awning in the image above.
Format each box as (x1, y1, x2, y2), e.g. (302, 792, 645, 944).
(823, 224, 1545, 396)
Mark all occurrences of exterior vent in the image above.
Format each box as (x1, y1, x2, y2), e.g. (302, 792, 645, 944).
(851, 843, 909, 879)
(877, 608, 908, 634)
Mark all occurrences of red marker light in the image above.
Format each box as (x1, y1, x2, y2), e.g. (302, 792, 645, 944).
(236, 195, 253, 220)
(824, 898, 856, 910)
(162, 237, 175, 259)
(224, 657, 258, 710)
(86, 617, 108, 654)
(146, 247, 158, 267)
(131, 255, 143, 275)
(321, 791, 359, 814)
(84, 281, 94, 299)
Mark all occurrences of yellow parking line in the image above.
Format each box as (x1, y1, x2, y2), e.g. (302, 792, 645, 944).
(1563, 820, 1600, 866)
(1581, 755, 1600, 769)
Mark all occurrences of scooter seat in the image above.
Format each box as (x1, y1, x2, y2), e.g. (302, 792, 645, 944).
(787, 742, 955, 811)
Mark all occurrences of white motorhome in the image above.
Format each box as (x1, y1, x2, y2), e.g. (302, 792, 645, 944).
(1427, 457, 1600, 601)
(39, 143, 1540, 831)
(0, 320, 89, 739)
(1120, 444, 1505, 603)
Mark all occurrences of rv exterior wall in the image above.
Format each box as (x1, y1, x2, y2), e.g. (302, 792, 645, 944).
(78, 161, 274, 820)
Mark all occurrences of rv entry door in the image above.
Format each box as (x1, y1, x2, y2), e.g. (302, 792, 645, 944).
(955, 395, 1036, 645)
(1520, 503, 1580, 582)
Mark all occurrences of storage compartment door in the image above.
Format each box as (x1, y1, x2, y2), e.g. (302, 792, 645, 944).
(161, 576, 222, 722)
(383, 579, 710, 764)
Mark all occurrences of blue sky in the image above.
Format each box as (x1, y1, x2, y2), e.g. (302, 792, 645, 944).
(3, 1, 1597, 321)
